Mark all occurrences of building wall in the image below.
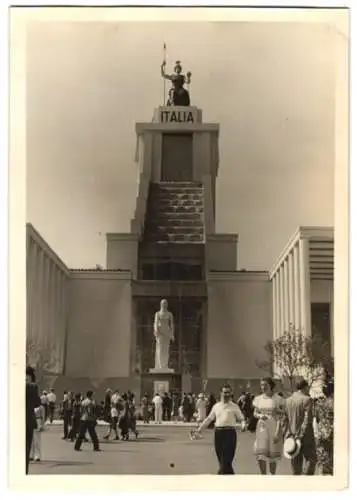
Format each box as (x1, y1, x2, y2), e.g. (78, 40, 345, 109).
(27, 224, 68, 374)
(106, 235, 138, 275)
(311, 278, 334, 348)
(206, 273, 272, 379)
(65, 273, 132, 378)
(311, 279, 333, 304)
(206, 235, 238, 272)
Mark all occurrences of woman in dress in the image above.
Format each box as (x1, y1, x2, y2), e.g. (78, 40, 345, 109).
(30, 404, 45, 462)
(195, 393, 207, 423)
(314, 379, 334, 475)
(253, 378, 285, 475)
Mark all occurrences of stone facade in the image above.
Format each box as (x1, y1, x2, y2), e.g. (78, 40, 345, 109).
(26, 224, 69, 376)
(26, 105, 334, 397)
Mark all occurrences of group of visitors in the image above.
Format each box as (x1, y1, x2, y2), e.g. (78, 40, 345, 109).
(139, 390, 256, 427)
(141, 391, 211, 423)
(26, 365, 334, 476)
(193, 376, 334, 476)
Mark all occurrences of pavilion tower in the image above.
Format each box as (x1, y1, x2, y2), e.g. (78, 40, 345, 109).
(106, 60, 239, 396)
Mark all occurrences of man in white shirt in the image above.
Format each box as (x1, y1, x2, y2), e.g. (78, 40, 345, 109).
(195, 385, 246, 474)
(152, 393, 163, 424)
(47, 389, 57, 423)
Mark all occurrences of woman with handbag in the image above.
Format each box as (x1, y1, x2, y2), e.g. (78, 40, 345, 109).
(252, 378, 285, 475)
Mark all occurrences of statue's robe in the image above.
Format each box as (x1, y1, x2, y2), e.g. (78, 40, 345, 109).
(153, 311, 174, 369)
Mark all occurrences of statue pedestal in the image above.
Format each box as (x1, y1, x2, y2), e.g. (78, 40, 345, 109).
(149, 367, 175, 374)
(144, 369, 178, 396)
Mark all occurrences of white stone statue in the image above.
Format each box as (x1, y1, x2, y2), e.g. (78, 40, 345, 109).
(153, 299, 174, 371)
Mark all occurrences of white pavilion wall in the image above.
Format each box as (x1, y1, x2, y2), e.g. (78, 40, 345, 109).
(26, 225, 68, 374)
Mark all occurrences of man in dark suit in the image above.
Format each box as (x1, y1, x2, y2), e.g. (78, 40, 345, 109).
(285, 378, 317, 475)
(26, 366, 41, 474)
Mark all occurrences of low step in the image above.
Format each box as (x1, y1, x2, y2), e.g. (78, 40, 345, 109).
(145, 233, 204, 243)
(148, 205, 203, 214)
(148, 212, 203, 221)
(146, 218, 202, 228)
(149, 226, 204, 236)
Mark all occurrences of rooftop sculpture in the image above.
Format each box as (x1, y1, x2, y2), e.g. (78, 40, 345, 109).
(160, 59, 192, 107)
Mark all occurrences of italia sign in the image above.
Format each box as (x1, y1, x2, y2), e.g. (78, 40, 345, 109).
(160, 109, 195, 124)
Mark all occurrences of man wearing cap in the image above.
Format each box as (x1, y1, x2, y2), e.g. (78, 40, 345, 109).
(284, 378, 316, 475)
(194, 385, 246, 475)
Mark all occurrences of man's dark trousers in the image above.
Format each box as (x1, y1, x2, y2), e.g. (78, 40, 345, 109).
(291, 437, 317, 475)
(63, 411, 72, 439)
(214, 427, 237, 474)
(26, 425, 34, 474)
(49, 402, 55, 423)
(74, 421, 99, 450)
(163, 407, 171, 421)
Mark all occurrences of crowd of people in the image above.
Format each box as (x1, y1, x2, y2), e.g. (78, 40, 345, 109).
(193, 376, 334, 476)
(26, 366, 334, 476)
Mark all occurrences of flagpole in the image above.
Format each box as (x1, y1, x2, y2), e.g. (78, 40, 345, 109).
(163, 42, 167, 105)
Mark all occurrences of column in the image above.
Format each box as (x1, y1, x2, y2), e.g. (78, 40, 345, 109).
(42, 253, 50, 349)
(37, 248, 44, 344)
(283, 260, 289, 332)
(27, 238, 36, 341)
(48, 264, 56, 371)
(55, 269, 63, 373)
(288, 252, 294, 328)
(293, 244, 301, 330)
(278, 269, 284, 336)
(60, 273, 67, 373)
(49, 263, 57, 371)
(330, 287, 334, 356)
(299, 237, 311, 337)
(272, 276, 277, 340)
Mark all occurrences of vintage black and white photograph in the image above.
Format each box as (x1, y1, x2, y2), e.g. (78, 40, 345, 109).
(9, 5, 349, 486)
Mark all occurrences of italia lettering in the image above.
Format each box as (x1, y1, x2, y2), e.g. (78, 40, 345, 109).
(160, 110, 194, 124)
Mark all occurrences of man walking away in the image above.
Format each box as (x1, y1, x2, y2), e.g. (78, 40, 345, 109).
(104, 389, 112, 424)
(68, 393, 82, 442)
(62, 391, 73, 440)
(141, 393, 150, 423)
(195, 385, 246, 475)
(152, 393, 163, 424)
(74, 391, 100, 452)
(181, 393, 190, 422)
(47, 389, 56, 423)
(162, 392, 172, 421)
(26, 366, 41, 474)
(285, 378, 316, 475)
(119, 393, 130, 440)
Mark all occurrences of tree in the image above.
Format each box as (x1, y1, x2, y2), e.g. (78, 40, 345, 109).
(26, 337, 61, 387)
(256, 324, 334, 393)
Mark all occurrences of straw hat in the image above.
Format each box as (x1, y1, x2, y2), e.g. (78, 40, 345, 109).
(283, 436, 302, 460)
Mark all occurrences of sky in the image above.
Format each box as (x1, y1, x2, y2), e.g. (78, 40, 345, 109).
(26, 17, 343, 270)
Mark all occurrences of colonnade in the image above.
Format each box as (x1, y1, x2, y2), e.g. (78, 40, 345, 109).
(272, 237, 311, 339)
(27, 233, 68, 373)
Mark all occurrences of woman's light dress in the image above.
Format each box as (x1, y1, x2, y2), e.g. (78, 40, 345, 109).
(252, 393, 285, 462)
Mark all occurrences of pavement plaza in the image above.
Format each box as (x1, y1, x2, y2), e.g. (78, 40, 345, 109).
(29, 423, 293, 475)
